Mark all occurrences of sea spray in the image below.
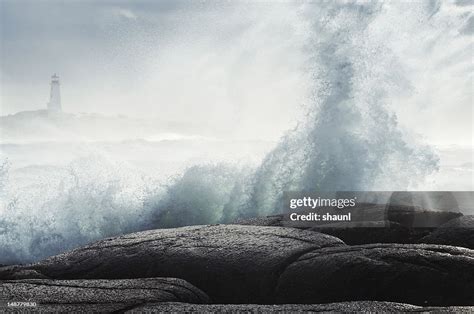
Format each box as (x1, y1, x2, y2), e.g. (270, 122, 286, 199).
(151, 164, 253, 228)
(2, 1, 469, 264)
(0, 155, 252, 263)
(0, 155, 159, 264)
(247, 1, 440, 215)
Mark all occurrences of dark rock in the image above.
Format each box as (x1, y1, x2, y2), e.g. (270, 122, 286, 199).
(0, 278, 210, 307)
(235, 215, 283, 227)
(420, 215, 474, 249)
(387, 191, 463, 212)
(0, 267, 48, 280)
(4, 301, 472, 313)
(3, 225, 472, 306)
(386, 191, 463, 227)
(236, 215, 433, 245)
(0, 225, 344, 303)
(276, 243, 474, 306)
(310, 222, 434, 245)
(125, 302, 474, 313)
(1, 304, 129, 313)
(386, 207, 462, 228)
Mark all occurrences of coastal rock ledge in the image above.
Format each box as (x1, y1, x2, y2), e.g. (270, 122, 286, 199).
(1, 224, 473, 310)
(0, 225, 344, 304)
(0, 278, 210, 312)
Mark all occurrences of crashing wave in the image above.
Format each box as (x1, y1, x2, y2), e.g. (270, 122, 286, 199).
(3, 1, 472, 264)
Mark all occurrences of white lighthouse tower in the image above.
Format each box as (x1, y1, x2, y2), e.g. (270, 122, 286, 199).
(48, 74, 62, 112)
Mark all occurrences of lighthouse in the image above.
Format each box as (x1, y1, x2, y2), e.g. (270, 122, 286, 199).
(48, 74, 62, 112)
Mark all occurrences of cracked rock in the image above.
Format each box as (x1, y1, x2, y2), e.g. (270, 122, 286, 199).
(276, 243, 474, 306)
(420, 215, 474, 249)
(0, 225, 344, 303)
(0, 278, 210, 306)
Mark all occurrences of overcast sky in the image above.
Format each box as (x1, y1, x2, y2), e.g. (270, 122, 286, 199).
(0, 0, 472, 145)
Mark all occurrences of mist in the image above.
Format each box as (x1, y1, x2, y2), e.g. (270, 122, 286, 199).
(1, 0, 472, 144)
(0, 0, 472, 264)
(1, 1, 310, 141)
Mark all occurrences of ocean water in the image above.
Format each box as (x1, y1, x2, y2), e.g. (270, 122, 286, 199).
(0, 1, 472, 264)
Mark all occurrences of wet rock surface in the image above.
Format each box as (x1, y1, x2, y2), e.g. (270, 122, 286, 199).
(1, 222, 473, 311)
(4, 301, 473, 313)
(420, 215, 474, 249)
(0, 225, 344, 303)
(2, 304, 129, 313)
(276, 243, 474, 306)
(311, 223, 433, 245)
(237, 215, 435, 245)
(0, 278, 210, 305)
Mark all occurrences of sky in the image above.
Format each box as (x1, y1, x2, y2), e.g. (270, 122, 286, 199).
(0, 0, 472, 145)
(0, 1, 309, 141)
